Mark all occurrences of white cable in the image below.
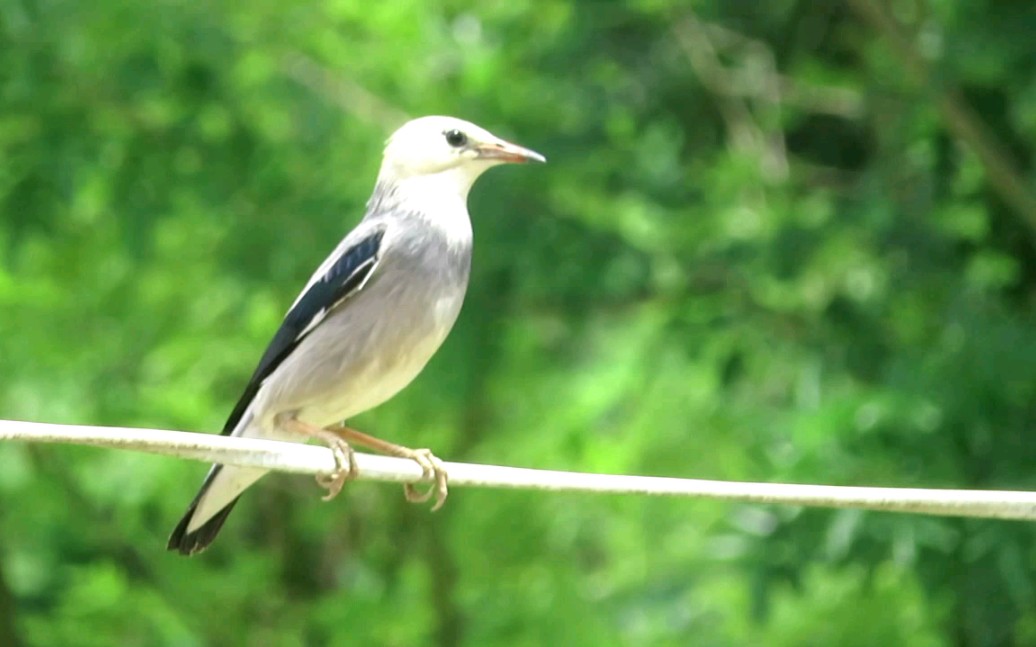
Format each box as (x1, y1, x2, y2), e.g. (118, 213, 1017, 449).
(1, 418, 1034, 521)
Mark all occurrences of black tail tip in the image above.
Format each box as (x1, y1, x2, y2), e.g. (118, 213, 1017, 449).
(167, 498, 240, 556)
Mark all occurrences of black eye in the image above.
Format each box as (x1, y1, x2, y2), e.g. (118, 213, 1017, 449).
(444, 129, 468, 148)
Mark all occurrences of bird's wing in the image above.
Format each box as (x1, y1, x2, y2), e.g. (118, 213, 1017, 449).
(221, 225, 387, 435)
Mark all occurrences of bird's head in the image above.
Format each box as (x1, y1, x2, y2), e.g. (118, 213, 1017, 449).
(378, 116, 545, 195)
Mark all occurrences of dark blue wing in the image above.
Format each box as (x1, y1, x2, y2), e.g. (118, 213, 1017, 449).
(221, 228, 386, 435)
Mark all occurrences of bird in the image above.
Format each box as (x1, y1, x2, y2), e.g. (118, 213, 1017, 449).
(167, 116, 545, 555)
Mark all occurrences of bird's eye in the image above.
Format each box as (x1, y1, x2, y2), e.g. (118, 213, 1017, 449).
(444, 129, 468, 148)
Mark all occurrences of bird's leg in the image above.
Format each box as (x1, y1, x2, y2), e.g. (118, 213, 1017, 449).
(325, 425, 449, 511)
(284, 419, 358, 501)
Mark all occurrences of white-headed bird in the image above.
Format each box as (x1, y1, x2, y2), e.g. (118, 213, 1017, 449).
(168, 116, 545, 555)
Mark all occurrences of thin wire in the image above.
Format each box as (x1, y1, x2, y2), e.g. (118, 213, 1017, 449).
(2, 418, 1035, 521)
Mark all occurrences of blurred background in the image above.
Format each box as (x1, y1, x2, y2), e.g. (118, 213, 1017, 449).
(2, 0, 1036, 645)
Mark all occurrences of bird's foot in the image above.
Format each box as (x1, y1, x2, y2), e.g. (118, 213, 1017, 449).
(315, 437, 358, 501)
(398, 448, 449, 511)
(285, 419, 359, 501)
(325, 425, 449, 511)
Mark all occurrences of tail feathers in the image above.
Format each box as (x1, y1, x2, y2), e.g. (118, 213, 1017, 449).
(167, 465, 241, 556)
(167, 495, 240, 556)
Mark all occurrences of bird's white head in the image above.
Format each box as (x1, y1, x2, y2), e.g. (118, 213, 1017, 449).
(378, 116, 545, 199)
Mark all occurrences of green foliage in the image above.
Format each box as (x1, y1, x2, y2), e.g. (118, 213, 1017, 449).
(3, 0, 1036, 644)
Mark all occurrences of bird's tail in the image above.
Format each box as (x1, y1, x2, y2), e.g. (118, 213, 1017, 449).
(167, 463, 269, 556)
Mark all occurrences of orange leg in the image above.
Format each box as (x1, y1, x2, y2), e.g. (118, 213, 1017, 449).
(326, 425, 449, 511)
(285, 419, 358, 501)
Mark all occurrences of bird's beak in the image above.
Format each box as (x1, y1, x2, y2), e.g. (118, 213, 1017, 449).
(476, 138, 547, 164)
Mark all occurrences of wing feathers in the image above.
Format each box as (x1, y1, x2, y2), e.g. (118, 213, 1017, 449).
(220, 227, 386, 435)
(168, 226, 386, 554)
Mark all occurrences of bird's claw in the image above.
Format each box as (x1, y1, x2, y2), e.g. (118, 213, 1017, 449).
(314, 423, 449, 510)
(402, 448, 449, 511)
(316, 437, 358, 501)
